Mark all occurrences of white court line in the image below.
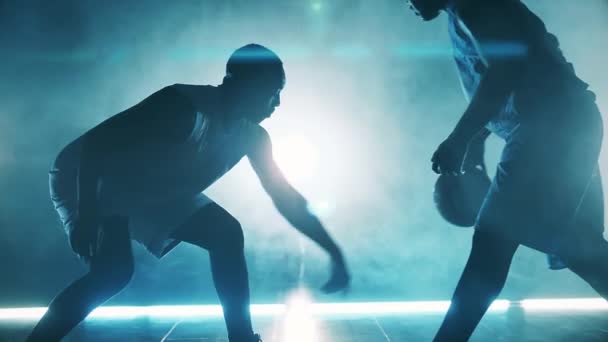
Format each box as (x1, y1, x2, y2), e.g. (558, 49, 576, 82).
(160, 319, 183, 342)
(372, 316, 391, 342)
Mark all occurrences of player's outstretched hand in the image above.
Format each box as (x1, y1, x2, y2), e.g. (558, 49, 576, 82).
(321, 254, 351, 294)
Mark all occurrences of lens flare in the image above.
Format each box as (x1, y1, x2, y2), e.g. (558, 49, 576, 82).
(281, 289, 320, 342)
(273, 135, 319, 182)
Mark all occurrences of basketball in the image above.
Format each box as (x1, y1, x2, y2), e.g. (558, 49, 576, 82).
(433, 169, 491, 227)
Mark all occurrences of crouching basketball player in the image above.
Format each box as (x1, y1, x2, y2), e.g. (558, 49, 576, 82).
(28, 44, 350, 342)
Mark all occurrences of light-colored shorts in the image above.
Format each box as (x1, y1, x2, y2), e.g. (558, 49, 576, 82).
(49, 168, 213, 258)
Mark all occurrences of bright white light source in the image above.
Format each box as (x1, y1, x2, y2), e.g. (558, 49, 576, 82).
(0, 308, 47, 321)
(311, 300, 509, 316)
(313, 301, 450, 315)
(520, 298, 608, 311)
(307, 199, 335, 218)
(488, 300, 511, 311)
(0, 300, 507, 321)
(88, 306, 146, 319)
(10, 297, 608, 321)
(251, 304, 285, 316)
(282, 290, 320, 342)
(273, 135, 319, 182)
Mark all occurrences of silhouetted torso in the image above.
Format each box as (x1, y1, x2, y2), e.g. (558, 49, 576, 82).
(52, 84, 260, 209)
(447, 0, 590, 138)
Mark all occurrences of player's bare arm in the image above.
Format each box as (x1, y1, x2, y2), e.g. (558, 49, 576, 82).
(451, 1, 528, 140)
(432, 0, 528, 174)
(247, 127, 350, 293)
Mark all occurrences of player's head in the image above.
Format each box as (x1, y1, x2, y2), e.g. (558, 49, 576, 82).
(222, 44, 285, 123)
(407, 0, 447, 21)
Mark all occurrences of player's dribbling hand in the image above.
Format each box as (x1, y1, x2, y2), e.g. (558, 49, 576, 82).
(321, 253, 351, 294)
(461, 131, 488, 174)
(69, 215, 101, 262)
(431, 135, 469, 175)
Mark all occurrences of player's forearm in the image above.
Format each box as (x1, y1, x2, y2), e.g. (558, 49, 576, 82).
(450, 66, 519, 143)
(275, 194, 343, 260)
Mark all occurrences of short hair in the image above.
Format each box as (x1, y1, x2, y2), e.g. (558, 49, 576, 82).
(225, 44, 285, 85)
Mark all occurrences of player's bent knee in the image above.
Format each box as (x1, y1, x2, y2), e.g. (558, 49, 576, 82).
(215, 216, 245, 253)
(559, 232, 606, 259)
(105, 266, 133, 294)
(91, 261, 134, 294)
